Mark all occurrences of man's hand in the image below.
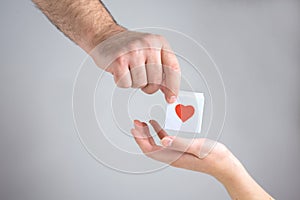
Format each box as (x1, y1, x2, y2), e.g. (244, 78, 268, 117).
(32, 0, 180, 103)
(91, 30, 181, 103)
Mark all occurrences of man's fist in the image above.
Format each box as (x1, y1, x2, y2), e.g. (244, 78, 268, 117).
(90, 31, 181, 103)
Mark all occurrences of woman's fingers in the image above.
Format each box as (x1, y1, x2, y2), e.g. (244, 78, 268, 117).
(149, 120, 168, 139)
(161, 136, 217, 158)
(131, 120, 211, 173)
(131, 120, 169, 158)
(131, 120, 184, 163)
(147, 120, 213, 158)
(161, 136, 199, 156)
(133, 120, 155, 146)
(131, 129, 156, 153)
(131, 124, 197, 168)
(149, 120, 203, 158)
(131, 120, 228, 175)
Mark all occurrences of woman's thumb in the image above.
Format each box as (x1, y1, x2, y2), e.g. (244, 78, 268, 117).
(161, 136, 218, 159)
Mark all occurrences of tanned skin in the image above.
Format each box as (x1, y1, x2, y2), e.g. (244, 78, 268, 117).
(32, 0, 125, 52)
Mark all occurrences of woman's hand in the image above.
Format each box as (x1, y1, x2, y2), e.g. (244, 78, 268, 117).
(131, 120, 236, 178)
(131, 120, 274, 200)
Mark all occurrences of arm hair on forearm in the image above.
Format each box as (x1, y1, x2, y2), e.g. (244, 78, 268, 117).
(32, 0, 125, 52)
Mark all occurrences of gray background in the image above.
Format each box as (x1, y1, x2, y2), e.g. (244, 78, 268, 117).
(0, 0, 299, 199)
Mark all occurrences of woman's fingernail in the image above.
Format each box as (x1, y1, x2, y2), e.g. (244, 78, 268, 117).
(161, 137, 173, 147)
(134, 120, 142, 126)
(168, 96, 177, 103)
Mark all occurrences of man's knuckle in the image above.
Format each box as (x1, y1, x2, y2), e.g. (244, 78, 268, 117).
(129, 49, 143, 58)
(164, 62, 180, 71)
(142, 33, 155, 40)
(156, 34, 165, 41)
(172, 63, 180, 71)
(139, 37, 152, 47)
(115, 56, 127, 66)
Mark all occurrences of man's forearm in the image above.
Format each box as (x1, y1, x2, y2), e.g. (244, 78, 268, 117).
(32, 0, 125, 52)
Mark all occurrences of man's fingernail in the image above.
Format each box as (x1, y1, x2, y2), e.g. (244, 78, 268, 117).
(161, 137, 173, 147)
(168, 96, 177, 103)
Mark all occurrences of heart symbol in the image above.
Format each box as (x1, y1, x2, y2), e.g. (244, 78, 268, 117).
(175, 104, 195, 122)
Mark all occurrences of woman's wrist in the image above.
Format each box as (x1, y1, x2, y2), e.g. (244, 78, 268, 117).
(212, 152, 273, 199)
(213, 151, 246, 185)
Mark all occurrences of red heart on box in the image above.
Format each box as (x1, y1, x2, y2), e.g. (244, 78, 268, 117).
(175, 104, 195, 122)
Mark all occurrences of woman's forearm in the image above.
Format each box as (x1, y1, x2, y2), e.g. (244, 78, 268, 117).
(216, 153, 274, 200)
(32, 0, 125, 52)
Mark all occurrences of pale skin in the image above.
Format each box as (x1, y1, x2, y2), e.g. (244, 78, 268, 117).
(131, 120, 274, 200)
(32, 0, 274, 199)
